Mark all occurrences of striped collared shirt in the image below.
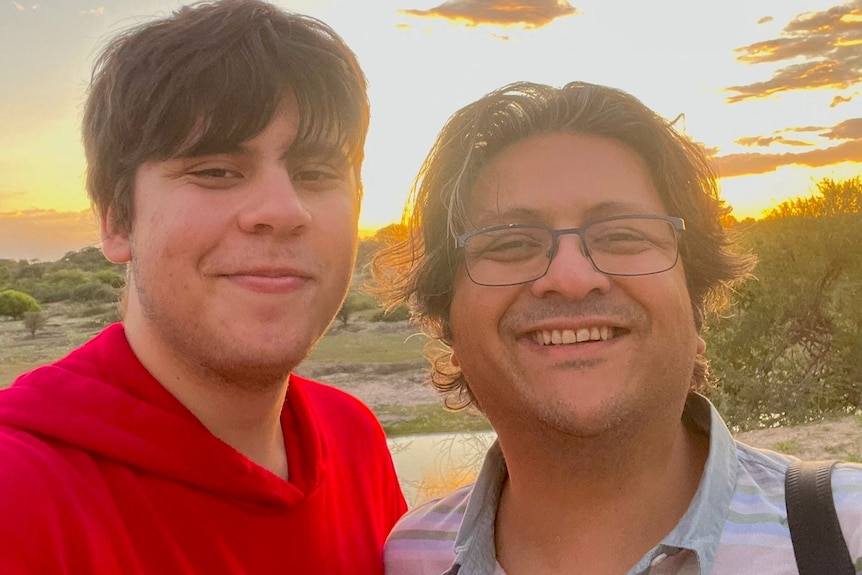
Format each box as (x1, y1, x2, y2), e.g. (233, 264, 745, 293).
(384, 394, 862, 575)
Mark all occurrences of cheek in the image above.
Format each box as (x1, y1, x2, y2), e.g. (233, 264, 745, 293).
(317, 195, 358, 242)
(448, 271, 510, 344)
(447, 273, 474, 344)
(650, 267, 694, 313)
(649, 273, 700, 348)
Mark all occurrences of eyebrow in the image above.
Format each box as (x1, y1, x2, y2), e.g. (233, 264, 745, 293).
(288, 141, 351, 166)
(173, 140, 350, 168)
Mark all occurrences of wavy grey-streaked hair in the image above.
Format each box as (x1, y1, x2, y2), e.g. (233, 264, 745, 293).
(372, 81, 755, 410)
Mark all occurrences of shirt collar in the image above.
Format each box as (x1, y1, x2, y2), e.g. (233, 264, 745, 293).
(450, 393, 739, 575)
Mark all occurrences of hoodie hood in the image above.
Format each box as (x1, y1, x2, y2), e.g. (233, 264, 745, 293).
(0, 324, 324, 512)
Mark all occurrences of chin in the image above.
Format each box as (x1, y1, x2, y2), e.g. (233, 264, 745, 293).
(535, 397, 633, 438)
(209, 357, 296, 390)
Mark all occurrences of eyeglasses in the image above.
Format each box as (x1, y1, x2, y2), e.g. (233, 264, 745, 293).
(456, 214, 685, 287)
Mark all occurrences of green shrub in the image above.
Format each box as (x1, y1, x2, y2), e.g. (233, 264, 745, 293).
(94, 268, 125, 288)
(71, 281, 117, 303)
(0, 289, 42, 319)
(704, 211, 862, 430)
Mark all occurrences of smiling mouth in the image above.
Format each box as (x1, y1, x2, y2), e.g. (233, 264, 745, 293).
(530, 326, 621, 346)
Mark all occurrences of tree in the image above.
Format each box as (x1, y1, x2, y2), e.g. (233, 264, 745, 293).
(0, 290, 41, 319)
(22, 311, 47, 338)
(765, 176, 861, 219)
(704, 213, 862, 430)
(335, 294, 358, 326)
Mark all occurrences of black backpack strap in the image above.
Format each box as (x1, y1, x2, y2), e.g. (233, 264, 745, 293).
(785, 460, 855, 575)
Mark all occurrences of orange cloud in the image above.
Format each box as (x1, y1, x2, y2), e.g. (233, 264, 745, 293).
(734, 135, 812, 147)
(726, 1, 862, 102)
(829, 92, 858, 105)
(715, 140, 862, 177)
(715, 117, 862, 176)
(700, 144, 721, 157)
(400, 0, 579, 29)
(820, 116, 862, 138)
(0, 209, 101, 262)
(757, 16, 774, 25)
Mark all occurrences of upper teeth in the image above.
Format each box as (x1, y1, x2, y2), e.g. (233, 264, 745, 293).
(532, 327, 613, 346)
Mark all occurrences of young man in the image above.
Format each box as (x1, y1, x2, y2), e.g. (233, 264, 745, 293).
(375, 81, 862, 574)
(0, 1, 406, 573)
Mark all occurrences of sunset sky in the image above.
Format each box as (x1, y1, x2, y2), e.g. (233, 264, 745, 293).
(1, 0, 860, 261)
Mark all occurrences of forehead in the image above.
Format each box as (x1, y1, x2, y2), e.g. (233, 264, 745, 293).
(178, 93, 345, 162)
(466, 133, 666, 226)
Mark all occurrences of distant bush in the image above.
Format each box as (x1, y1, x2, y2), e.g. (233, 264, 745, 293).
(372, 305, 410, 323)
(0, 247, 125, 304)
(22, 311, 47, 338)
(0, 290, 42, 319)
(335, 294, 359, 326)
(336, 290, 383, 325)
(94, 268, 125, 288)
(71, 281, 117, 303)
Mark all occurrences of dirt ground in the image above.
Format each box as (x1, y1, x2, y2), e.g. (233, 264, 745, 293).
(735, 417, 862, 461)
(1, 305, 860, 461)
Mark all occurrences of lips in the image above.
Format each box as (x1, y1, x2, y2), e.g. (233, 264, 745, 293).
(224, 266, 309, 278)
(220, 267, 311, 294)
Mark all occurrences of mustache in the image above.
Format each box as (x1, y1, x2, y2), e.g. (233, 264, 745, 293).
(499, 296, 648, 330)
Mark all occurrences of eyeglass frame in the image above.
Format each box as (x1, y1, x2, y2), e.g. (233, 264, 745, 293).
(455, 214, 686, 287)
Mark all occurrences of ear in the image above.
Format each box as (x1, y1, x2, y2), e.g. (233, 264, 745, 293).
(696, 336, 706, 355)
(100, 208, 132, 264)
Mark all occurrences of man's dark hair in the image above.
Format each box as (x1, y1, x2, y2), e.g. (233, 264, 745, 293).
(83, 0, 369, 235)
(373, 81, 755, 409)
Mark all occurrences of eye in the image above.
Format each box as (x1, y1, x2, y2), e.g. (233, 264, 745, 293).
(290, 159, 352, 192)
(188, 167, 243, 180)
(469, 229, 547, 261)
(589, 224, 662, 254)
(598, 229, 648, 242)
(292, 169, 337, 183)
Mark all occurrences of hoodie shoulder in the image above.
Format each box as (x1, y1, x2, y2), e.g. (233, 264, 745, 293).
(0, 425, 130, 571)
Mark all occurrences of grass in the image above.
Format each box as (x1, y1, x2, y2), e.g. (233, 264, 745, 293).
(304, 327, 426, 364)
(771, 440, 799, 453)
(377, 404, 493, 436)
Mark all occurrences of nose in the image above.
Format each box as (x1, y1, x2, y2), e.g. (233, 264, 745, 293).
(529, 233, 611, 299)
(236, 167, 312, 235)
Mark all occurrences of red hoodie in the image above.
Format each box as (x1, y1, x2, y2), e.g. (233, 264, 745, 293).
(0, 324, 406, 574)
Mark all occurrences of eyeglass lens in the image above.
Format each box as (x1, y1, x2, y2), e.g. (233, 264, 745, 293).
(463, 217, 679, 286)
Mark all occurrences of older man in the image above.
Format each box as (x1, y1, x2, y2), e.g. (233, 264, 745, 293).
(375, 81, 861, 574)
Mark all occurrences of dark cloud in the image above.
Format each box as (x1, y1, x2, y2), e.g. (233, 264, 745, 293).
(757, 16, 774, 25)
(726, 1, 862, 102)
(715, 117, 862, 176)
(400, 0, 579, 29)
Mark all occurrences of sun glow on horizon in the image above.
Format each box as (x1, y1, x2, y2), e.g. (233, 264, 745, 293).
(1, 0, 859, 261)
